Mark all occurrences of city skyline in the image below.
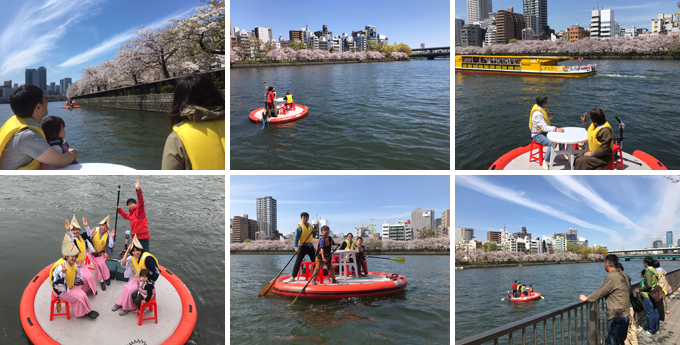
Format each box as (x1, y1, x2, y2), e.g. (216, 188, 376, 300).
(455, 0, 679, 31)
(0, 0, 197, 86)
(231, 175, 450, 236)
(230, 0, 450, 48)
(455, 175, 680, 250)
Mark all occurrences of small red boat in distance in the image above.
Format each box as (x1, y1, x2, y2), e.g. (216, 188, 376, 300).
(507, 292, 541, 302)
(61, 105, 81, 109)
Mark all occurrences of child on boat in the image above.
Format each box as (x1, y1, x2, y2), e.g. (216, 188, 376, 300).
(311, 225, 337, 284)
(355, 237, 369, 276)
(132, 269, 155, 313)
(40, 116, 78, 169)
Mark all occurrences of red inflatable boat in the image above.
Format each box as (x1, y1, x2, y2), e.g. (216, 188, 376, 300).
(249, 98, 308, 124)
(272, 271, 407, 299)
(507, 292, 542, 302)
(61, 105, 81, 109)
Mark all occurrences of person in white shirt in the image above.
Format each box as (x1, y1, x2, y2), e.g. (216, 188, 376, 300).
(529, 95, 565, 170)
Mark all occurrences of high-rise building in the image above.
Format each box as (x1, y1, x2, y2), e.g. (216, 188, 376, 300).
(455, 19, 465, 46)
(652, 236, 658, 246)
(3, 80, 11, 88)
(60, 78, 72, 96)
(441, 209, 450, 233)
(49, 82, 56, 94)
(253, 27, 273, 43)
(289, 30, 303, 42)
(653, 240, 663, 248)
(25, 69, 39, 87)
(496, 7, 526, 43)
(667, 231, 673, 249)
(256, 196, 277, 237)
(487, 231, 501, 243)
(455, 227, 475, 243)
(38, 66, 47, 91)
(524, 0, 548, 34)
(411, 208, 435, 235)
(365, 25, 376, 37)
(382, 218, 412, 241)
(467, 0, 493, 24)
(232, 215, 259, 242)
(461, 24, 485, 47)
(590, 9, 619, 39)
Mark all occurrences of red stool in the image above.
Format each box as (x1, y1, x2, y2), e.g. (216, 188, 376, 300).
(279, 106, 287, 115)
(50, 294, 70, 321)
(297, 262, 315, 281)
(604, 144, 624, 170)
(138, 295, 158, 326)
(529, 141, 544, 165)
(316, 264, 338, 284)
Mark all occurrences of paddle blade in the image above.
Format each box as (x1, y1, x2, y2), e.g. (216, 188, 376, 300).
(501, 298, 505, 301)
(391, 257, 406, 264)
(257, 278, 275, 297)
(541, 296, 545, 299)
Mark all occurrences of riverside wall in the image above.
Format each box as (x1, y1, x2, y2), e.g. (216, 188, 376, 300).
(74, 93, 174, 113)
(230, 59, 409, 69)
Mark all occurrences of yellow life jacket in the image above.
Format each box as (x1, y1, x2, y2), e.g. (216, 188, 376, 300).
(587, 122, 613, 152)
(286, 95, 293, 104)
(172, 118, 225, 170)
(73, 236, 87, 262)
(92, 227, 109, 253)
(345, 240, 356, 250)
(0, 115, 46, 170)
(528, 104, 551, 131)
(132, 252, 159, 277)
(298, 222, 313, 244)
(49, 258, 77, 289)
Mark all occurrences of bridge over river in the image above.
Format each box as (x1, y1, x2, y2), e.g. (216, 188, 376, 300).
(610, 248, 680, 261)
(410, 46, 449, 59)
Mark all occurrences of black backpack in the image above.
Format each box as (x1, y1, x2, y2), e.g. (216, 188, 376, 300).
(630, 284, 644, 314)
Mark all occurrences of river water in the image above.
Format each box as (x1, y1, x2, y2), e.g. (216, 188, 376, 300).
(230, 254, 450, 344)
(0, 102, 170, 170)
(230, 60, 450, 170)
(455, 59, 680, 170)
(455, 260, 680, 342)
(0, 176, 225, 344)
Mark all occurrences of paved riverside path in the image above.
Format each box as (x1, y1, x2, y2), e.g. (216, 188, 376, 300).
(637, 290, 679, 345)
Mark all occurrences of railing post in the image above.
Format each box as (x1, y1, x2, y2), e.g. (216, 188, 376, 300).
(589, 302, 598, 345)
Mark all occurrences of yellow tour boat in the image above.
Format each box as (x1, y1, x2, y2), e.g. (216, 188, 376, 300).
(455, 55, 596, 78)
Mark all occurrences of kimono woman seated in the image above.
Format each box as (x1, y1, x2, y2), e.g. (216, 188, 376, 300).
(111, 235, 159, 316)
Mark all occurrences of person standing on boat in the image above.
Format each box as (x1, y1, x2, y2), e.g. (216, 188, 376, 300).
(529, 95, 565, 170)
(266, 87, 278, 118)
(64, 215, 98, 296)
(311, 225, 338, 285)
(512, 280, 518, 297)
(0, 85, 79, 170)
(579, 254, 630, 345)
(574, 108, 613, 170)
(112, 235, 160, 315)
(117, 179, 151, 252)
(355, 237, 369, 276)
(83, 215, 115, 291)
(50, 233, 99, 319)
(285, 212, 317, 283)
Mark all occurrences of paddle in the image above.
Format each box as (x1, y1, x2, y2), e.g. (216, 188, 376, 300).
(261, 82, 269, 130)
(369, 256, 406, 264)
(113, 185, 120, 244)
(258, 229, 315, 297)
(290, 243, 342, 306)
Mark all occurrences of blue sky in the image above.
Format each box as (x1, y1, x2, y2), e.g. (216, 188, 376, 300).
(0, 0, 200, 86)
(455, 175, 680, 250)
(455, 0, 679, 31)
(230, 175, 450, 236)
(229, 0, 450, 48)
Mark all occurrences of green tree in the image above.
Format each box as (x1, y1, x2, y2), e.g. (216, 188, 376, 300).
(367, 40, 377, 51)
(482, 242, 499, 252)
(289, 41, 306, 51)
(509, 38, 517, 43)
(395, 43, 412, 55)
(329, 47, 335, 53)
(418, 226, 437, 239)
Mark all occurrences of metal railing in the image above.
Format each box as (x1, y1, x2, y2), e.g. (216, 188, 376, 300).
(456, 267, 680, 345)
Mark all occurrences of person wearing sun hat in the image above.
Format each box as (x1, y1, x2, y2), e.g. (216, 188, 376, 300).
(83, 215, 116, 291)
(49, 233, 99, 319)
(111, 235, 160, 316)
(64, 215, 98, 295)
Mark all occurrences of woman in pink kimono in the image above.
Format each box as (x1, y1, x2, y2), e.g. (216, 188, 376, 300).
(64, 215, 98, 295)
(50, 233, 99, 319)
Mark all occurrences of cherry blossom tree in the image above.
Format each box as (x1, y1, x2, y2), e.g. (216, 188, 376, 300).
(170, 0, 224, 68)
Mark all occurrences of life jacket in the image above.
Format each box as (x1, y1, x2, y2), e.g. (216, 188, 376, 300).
(344, 240, 356, 250)
(528, 104, 551, 131)
(173, 118, 225, 170)
(286, 95, 293, 104)
(316, 236, 334, 256)
(91, 227, 109, 253)
(0, 115, 46, 170)
(138, 280, 155, 299)
(298, 222, 313, 244)
(529, 287, 534, 292)
(132, 252, 159, 277)
(49, 258, 77, 289)
(356, 245, 366, 259)
(587, 122, 613, 152)
(73, 236, 87, 262)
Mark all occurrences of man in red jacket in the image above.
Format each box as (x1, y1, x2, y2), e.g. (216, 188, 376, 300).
(116, 179, 150, 251)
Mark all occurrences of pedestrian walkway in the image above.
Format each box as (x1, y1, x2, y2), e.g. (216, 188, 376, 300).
(637, 290, 679, 345)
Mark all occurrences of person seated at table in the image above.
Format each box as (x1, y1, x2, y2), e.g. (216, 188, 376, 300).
(50, 233, 99, 319)
(529, 95, 566, 170)
(339, 233, 357, 276)
(574, 108, 613, 170)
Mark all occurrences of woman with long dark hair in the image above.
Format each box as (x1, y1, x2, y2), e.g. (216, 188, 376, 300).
(574, 108, 613, 170)
(162, 73, 225, 170)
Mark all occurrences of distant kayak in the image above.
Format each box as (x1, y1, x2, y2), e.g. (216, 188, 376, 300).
(61, 105, 81, 108)
(507, 292, 541, 302)
(54, 163, 135, 170)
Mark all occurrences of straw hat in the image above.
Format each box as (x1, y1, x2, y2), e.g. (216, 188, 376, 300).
(132, 235, 143, 250)
(99, 215, 110, 228)
(61, 233, 80, 256)
(70, 214, 81, 230)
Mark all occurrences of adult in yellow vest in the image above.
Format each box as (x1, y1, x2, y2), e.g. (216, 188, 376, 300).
(339, 233, 357, 276)
(112, 235, 160, 315)
(162, 73, 225, 170)
(83, 215, 116, 291)
(574, 108, 613, 170)
(284, 212, 318, 282)
(284, 91, 295, 111)
(64, 215, 98, 295)
(50, 233, 99, 319)
(529, 95, 565, 170)
(0, 85, 78, 169)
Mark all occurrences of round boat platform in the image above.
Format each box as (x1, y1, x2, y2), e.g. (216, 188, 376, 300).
(21, 264, 196, 345)
(55, 163, 136, 171)
(507, 292, 542, 302)
(272, 271, 407, 299)
(249, 98, 309, 124)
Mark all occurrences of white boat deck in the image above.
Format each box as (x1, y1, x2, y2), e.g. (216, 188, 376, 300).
(284, 273, 391, 286)
(503, 151, 652, 170)
(36, 275, 182, 345)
